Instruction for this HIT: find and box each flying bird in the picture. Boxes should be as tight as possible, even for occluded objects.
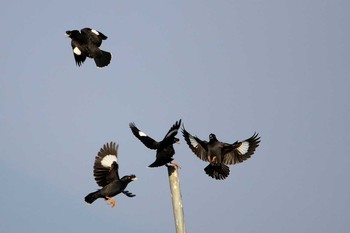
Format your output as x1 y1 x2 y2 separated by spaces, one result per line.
129 119 182 168
182 126 260 180
65 28 112 67
84 142 136 208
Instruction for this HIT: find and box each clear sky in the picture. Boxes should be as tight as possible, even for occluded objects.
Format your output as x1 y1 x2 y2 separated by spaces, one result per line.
1 1 349 232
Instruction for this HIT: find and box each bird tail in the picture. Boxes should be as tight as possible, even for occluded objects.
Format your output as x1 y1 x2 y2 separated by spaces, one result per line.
84 190 102 204
148 158 173 168
204 163 230 180
148 161 162 168
94 50 112 68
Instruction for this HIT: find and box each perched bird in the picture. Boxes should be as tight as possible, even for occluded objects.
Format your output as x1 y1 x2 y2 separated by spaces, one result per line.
65 28 112 67
182 126 260 180
129 119 182 168
84 142 136 208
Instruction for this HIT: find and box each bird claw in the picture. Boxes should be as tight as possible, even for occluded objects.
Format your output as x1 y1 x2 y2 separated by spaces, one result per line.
207 156 217 163
169 161 181 169
106 197 116 208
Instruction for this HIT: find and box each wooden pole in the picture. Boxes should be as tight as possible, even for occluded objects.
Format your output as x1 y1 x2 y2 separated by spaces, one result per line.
167 166 186 233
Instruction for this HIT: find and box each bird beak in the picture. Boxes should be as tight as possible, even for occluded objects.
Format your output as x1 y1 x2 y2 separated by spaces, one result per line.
132 177 138 181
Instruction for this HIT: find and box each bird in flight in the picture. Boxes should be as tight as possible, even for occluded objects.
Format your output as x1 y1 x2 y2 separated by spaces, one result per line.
129 119 182 168
84 142 136 208
182 126 260 180
65 28 112 68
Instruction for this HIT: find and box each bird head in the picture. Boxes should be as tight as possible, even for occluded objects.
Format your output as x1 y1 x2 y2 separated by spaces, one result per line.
209 133 217 141
65 30 80 39
121 175 137 183
173 137 180 144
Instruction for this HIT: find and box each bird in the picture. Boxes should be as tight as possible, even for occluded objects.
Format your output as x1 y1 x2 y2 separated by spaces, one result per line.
84 142 136 208
182 126 260 180
129 119 182 168
65 28 112 68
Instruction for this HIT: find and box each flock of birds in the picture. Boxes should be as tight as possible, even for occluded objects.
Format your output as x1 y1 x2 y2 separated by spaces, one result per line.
66 28 261 208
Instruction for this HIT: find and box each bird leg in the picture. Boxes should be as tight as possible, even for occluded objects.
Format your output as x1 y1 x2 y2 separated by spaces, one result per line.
106 197 116 208
169 161 181 169
207 156 218 163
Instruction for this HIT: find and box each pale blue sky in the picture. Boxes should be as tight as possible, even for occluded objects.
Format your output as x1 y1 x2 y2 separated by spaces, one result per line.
1 1 349 232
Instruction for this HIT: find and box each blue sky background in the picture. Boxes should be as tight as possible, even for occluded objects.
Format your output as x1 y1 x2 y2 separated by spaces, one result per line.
1 1 349 232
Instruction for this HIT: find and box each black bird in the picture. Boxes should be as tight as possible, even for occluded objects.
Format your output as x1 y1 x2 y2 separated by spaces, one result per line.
65 28 112 67
182 126 260 180
129 119 181 168
84 142 136 208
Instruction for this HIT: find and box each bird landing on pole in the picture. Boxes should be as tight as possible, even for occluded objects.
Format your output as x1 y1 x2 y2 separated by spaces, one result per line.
167 165 186 233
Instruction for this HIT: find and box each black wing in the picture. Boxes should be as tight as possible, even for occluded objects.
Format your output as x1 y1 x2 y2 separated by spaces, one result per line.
81 28 107 47
129 122 159 150
222 133 260 165
160 119 181 146
71 41 86 66
93 142 119 187
182 126 209 162
122 190 136 197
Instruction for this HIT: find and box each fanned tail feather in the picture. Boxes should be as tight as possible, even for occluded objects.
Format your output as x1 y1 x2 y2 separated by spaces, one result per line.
94 50 112 68
204 163 230 180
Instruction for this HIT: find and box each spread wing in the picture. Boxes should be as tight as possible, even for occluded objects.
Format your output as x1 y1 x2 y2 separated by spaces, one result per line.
129 122 159 150
160 119 181 145
182 127 209 162
122 190 136 197
71 41 86 66
93 142 119 187
222 133 260 165
81 28 107 46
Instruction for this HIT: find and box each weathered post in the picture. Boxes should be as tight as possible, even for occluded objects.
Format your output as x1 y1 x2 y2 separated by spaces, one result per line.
167 166 186 233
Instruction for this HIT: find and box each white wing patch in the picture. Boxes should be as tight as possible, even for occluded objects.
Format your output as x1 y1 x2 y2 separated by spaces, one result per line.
73 47 81 55
138 131 147 137
237 141 249 155
91 29 99 35
101 154 117 168
189 136 199 148
166 129 178 138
